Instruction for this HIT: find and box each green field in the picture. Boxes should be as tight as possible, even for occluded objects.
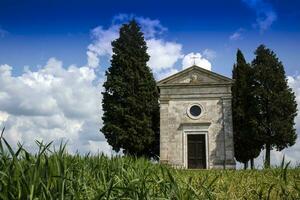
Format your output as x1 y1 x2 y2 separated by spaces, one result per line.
0 137 299 199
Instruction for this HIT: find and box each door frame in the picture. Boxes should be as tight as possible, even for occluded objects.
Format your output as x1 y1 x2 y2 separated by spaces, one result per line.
183 130 208 169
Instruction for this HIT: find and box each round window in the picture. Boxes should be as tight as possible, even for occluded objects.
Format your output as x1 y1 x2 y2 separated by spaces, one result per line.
190 105 201 117
187 104 203 119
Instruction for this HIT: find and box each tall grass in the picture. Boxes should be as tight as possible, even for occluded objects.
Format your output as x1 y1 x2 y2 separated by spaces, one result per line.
0 128 299 199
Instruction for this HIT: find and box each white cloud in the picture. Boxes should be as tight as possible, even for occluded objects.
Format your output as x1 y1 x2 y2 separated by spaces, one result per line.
147 39 183 74
182 52 212 71
242 0 277 33
0 14 183 155
256 11 277 33
86 51 100 69
136 17 167 38
0 111 8 123
112 14 167 39
202 49 216 60
7 14 295 165
229 28 244 41
0 59 110 154
87 14 183 79
86 25 119 68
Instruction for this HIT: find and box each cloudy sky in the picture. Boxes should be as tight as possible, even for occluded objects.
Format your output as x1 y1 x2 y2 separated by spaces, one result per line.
0 0 300 166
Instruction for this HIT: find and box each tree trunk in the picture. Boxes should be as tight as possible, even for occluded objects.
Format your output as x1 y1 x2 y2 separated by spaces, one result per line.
265 143 271 168
250 158 254 169
243 162 248 170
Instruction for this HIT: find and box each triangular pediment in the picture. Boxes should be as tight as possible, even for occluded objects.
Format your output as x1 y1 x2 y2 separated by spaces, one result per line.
157 65 232 86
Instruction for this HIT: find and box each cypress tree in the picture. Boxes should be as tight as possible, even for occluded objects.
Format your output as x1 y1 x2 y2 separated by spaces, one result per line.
101 20 160 159
252 45 297 168
232 49 262 169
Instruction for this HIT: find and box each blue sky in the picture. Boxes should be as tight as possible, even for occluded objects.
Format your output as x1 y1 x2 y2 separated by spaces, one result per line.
0 0 300 166
1 0 300 76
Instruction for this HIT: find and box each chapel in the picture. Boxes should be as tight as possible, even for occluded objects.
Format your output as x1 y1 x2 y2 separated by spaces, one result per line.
158 65 236 169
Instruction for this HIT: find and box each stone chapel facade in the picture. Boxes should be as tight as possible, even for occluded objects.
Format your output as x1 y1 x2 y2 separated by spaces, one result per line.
158 65 236 169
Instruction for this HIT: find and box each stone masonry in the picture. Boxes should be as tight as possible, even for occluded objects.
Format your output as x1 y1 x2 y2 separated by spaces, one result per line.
157 65 236 169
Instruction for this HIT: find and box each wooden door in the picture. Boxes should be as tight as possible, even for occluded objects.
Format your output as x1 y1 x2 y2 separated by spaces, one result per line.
188 134 206 169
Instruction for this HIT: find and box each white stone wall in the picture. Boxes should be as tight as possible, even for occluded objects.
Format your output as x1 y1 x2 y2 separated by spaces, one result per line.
159 85 236 169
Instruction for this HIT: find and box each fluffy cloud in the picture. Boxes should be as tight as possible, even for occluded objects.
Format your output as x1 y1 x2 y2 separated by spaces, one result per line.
87 14 183 78
86 25 119 68
0 111 8 122
147 39 183 74
182 52 212 71
0 59 109 154
112 14 167 39
136 17 167 38
0 14 185 155
3 14 297 167
242 0 277 33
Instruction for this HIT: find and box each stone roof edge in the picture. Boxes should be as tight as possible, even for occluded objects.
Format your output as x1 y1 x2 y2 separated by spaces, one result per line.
157 65 233 86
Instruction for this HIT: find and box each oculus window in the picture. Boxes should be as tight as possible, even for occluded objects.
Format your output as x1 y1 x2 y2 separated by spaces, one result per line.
187 104 203 119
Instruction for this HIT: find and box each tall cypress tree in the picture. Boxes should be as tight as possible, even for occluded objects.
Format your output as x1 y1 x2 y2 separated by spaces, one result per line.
252 45 297 168
232 49 262 169
101 20 160 158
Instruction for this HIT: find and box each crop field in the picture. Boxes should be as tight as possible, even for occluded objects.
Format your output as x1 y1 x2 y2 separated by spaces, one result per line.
0 135 299 199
